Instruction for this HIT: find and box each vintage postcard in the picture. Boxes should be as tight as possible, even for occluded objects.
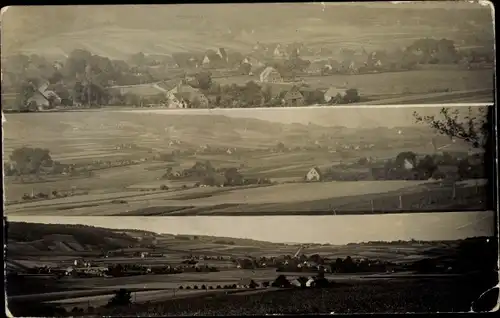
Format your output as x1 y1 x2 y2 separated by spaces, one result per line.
0 2 494 111
2 105 492 216
4 214 498 315
2 2 498 316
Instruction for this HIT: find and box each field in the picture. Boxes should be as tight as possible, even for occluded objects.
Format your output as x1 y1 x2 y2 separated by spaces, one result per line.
3 109 488 216
6 220 497 315
99 275 496 315
5 230 470 309
213 68 493 102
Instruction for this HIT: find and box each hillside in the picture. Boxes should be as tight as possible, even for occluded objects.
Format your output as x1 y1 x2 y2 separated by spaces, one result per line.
2 4 492 60
6 222 141 254
2 111 448 162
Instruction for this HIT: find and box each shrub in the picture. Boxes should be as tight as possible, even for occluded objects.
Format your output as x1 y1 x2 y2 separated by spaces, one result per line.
194 285 199 290
160 184 169 190
201 284 207 290
272 275 291 288
216 285 222 289
208 286 214 290
179 286 184 290
107 289 132 307
186 286 192 290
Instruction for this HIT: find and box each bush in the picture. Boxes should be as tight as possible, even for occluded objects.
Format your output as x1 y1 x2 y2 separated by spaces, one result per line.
249 280 259 289
107 289 132 307
160 184 169 190
186 286 192 290
201 284 207 290
272 275 291 288
194 285 199 290
216 285 222 289
208 286 213 290
179 286 184 290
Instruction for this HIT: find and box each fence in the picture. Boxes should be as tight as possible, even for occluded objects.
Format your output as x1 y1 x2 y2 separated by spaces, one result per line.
329 183 487 214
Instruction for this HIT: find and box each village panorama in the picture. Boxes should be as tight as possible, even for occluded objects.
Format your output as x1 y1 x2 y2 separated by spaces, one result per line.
0 3 494 112
3 105 491 216
5 213 498 315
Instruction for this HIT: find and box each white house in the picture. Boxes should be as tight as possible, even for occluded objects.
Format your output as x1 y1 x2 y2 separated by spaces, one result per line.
202 55 211 66
305 167 322 182
403 158 414 170
305 277 316 287
324 87 348 103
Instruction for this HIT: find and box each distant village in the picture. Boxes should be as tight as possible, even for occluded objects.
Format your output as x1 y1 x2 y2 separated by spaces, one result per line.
1 38 493 112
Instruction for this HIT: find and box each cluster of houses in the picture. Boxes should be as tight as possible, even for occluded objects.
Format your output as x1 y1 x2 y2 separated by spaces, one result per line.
109 76 353 109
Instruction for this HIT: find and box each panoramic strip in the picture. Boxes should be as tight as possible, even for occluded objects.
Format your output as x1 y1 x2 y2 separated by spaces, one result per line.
5 213 498 315
3 2 498 316
3 105 493 216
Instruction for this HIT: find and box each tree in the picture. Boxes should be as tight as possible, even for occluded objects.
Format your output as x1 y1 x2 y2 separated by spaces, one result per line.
224 167 244 186
195 71 213 90
9 147 53 175
17 80 37 110
276 142 286 152
272 274 291 288
395 151 417 170
239 62 252 75
343 88 360 103
414 107 489 149
249 280 259 289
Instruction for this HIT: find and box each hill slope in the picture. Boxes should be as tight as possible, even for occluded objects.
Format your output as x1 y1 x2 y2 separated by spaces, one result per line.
1 4 492 59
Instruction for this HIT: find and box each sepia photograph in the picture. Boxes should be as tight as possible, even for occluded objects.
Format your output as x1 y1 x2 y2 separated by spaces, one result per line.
5 213 498 316
0 2 495 111
1 2 498 316
2 105 492 216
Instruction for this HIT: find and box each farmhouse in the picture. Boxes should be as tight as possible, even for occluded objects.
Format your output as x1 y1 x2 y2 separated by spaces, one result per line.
324 87 347 103
305 167 323 182
260 66 283 83
306 60 328 74
282 88 305 106
26 82 61 109
167 82 209 108
273 44 286 57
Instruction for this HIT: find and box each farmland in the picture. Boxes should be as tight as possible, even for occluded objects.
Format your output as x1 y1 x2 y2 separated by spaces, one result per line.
6 220 497 315
3 108 488 216
211 68 493 103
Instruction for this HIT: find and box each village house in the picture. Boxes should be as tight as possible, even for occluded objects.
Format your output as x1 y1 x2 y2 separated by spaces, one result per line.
273 44 287 58
324 87 348 103
282 88 305 107
259 66 283 83
167 81 209 108
306 60 328 74
305 167 323 182
26 82 62 110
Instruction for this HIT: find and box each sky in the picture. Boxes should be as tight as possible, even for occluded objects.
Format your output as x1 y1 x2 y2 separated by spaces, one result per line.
8 211 494 245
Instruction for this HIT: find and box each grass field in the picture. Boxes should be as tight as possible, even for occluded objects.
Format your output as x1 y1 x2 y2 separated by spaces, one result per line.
212 69 493 101
3 109 486 215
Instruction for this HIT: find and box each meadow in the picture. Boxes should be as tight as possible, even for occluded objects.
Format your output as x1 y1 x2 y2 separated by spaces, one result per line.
3 109 486 216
